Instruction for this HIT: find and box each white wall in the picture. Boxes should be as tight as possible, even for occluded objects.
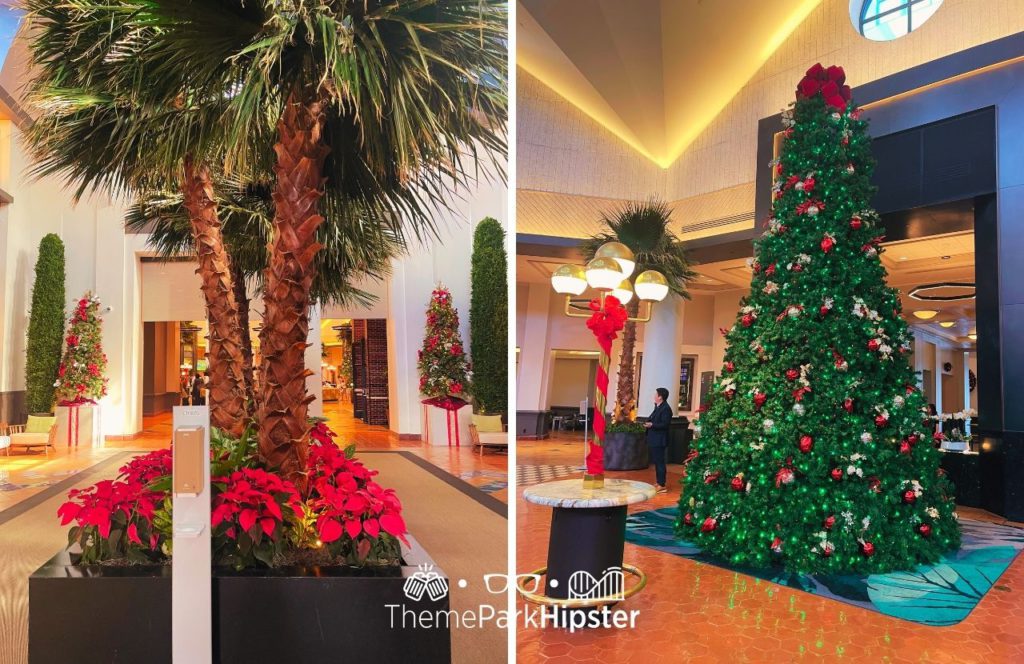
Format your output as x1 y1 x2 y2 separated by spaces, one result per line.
548 357 595 408
387 160 508 436
0 116 144 435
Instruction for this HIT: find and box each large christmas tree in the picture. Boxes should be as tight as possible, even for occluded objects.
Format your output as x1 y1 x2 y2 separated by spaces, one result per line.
55 292 109 404
677 64 960 574
417 285 470 399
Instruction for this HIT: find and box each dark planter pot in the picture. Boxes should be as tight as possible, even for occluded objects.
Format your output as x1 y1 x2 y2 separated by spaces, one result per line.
604 431 649 470
29 535 451 664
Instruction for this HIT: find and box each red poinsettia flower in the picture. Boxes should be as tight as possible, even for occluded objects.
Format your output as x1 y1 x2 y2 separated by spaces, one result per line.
306 429 409 555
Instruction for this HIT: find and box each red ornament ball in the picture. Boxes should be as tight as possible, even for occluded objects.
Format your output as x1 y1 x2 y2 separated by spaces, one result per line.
824 515 836 529
701 517 718 533
785 368 799 381
683 512 694 526
903 490 917 504
771 536 783 554
867 339 880 352
819 305 830 316
899 441 912 455
919 523 932 537
830 468 843 481
741 313 756 327
821 545 834 558
843 398 855 413
753 392 767 409
861 541 876 556
730 476 745 492
725 361 735 373
850 216 863 230
799 435 814 453
821 236 835 253
907 433 919 445
875 414 888 428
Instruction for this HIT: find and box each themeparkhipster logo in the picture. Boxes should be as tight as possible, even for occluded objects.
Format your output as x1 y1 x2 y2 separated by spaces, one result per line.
386 565 640 633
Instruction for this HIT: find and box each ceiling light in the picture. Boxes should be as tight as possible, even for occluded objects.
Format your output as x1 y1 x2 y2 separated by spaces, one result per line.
585 257 624 291
941 255 951 260
912 310 938 320
898 256 908 261
634 270 670 302
909 282 975 302
551 264 587 295
612 279 634 305
939 321 956 328
594 242 636 279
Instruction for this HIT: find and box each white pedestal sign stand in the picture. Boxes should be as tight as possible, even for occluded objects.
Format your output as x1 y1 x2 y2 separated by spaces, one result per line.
172 406 211 663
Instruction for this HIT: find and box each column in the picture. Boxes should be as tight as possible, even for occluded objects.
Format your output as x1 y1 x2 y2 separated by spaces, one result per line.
515 282 553 436
305 304 323 418
637 295 684 416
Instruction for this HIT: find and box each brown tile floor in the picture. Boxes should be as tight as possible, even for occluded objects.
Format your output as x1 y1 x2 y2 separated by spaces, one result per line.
0 402 507 512
516 432 1024 663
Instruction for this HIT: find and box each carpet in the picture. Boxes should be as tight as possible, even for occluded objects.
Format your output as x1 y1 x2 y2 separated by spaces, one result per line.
337 452 508 664
625 507 1024 626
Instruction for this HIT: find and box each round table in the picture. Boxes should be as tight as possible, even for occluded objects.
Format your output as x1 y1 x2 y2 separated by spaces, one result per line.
522 479 655 606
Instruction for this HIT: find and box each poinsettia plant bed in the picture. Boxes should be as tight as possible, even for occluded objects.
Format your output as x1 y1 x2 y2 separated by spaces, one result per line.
55 423 408 570
34 423 450 662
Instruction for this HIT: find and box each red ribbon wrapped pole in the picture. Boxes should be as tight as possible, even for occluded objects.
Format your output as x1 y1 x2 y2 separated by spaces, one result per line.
584 295 628 478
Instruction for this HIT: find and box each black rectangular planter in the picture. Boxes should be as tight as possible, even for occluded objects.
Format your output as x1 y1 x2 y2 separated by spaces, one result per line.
29 535 451 664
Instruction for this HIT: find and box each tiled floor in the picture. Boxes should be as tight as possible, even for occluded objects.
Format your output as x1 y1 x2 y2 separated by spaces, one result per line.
516 432 1024 663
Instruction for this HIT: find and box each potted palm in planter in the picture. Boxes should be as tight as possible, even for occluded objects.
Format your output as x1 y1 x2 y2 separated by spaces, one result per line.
24 0 506 660
580 200 695 470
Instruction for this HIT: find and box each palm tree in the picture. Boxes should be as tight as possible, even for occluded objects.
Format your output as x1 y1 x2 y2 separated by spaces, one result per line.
581 199 696 424
125 178 407 408
25 1 507 481
24 3 252 436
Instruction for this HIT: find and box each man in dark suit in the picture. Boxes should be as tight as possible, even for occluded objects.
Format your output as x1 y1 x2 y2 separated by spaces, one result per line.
644 387 673 493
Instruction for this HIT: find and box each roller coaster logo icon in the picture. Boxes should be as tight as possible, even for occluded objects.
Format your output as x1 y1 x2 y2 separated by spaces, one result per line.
566 566 625 601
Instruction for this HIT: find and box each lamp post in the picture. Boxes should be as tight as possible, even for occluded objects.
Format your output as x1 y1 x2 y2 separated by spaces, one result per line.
550 241 669 489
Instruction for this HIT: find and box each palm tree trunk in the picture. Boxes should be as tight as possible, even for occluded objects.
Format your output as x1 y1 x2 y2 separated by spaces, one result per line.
257 94 329 484
180 157 247 437
613 300 641 423
230 259 256 413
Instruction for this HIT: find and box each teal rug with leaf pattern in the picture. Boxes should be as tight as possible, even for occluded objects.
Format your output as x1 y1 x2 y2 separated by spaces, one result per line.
625 507 1024 626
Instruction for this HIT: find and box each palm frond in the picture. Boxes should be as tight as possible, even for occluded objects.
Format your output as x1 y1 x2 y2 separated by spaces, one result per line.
581 198 697 298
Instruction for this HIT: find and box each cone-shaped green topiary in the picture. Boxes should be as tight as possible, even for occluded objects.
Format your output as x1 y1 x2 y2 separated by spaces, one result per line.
25 234 66 414
469 218 507 414
677 64 960 574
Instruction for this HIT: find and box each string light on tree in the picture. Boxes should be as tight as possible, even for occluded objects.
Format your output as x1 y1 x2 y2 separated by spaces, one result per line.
676 63 960 574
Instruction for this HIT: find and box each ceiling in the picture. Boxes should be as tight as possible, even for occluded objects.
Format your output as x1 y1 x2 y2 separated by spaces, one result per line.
517 0 824 167
518 230 977 346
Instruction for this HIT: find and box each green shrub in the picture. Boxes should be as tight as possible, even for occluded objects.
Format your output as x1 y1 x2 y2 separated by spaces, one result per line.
469 218 507 414
606 420 646 434
25 234 66 414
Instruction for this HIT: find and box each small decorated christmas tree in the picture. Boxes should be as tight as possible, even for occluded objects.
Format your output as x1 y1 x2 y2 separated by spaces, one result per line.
55 292 109 404
417 285 470 399
677 64 959 574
